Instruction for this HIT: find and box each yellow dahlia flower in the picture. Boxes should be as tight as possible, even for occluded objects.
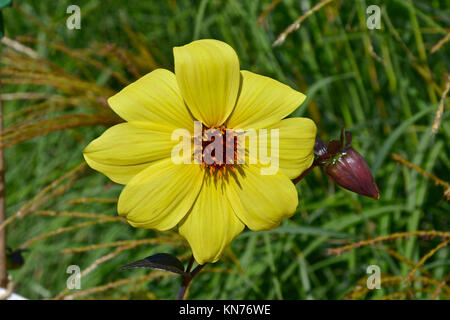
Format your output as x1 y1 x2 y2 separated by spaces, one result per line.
83 39 316 264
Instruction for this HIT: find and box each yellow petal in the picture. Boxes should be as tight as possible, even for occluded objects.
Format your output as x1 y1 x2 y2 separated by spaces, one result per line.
263 118 316 179
173 39 240 127
227 70 306 130
178 176 245 264
118 159 204 231
107 68 194 131
83 123 182 184
228 165 298 231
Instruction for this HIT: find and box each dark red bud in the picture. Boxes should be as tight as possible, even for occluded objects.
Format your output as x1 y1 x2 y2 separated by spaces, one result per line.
314 138 328 157
327 140 342 154
340 128 352 147
324 147 380 200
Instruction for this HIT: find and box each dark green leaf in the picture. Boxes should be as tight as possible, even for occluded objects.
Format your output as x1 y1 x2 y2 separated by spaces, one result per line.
118 253 186 275
6 248 27 270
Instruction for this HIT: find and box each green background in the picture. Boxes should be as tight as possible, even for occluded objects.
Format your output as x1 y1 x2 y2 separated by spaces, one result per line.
1 0 449 299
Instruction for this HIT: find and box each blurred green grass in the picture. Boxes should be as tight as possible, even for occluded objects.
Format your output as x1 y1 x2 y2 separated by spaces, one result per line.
1 0 449 299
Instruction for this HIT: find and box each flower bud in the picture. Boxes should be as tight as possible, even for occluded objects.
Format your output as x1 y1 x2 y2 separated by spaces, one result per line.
324 147 379 200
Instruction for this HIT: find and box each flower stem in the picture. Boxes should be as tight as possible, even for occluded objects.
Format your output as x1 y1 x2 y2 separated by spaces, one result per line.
185 255 195 273
176 278 189 300
176 256 206 300
292 161 318 185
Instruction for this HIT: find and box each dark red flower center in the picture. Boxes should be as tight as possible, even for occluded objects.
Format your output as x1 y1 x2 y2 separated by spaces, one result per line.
197 125 240 177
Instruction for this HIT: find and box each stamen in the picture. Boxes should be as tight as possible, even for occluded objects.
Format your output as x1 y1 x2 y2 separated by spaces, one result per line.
200 124 239 176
